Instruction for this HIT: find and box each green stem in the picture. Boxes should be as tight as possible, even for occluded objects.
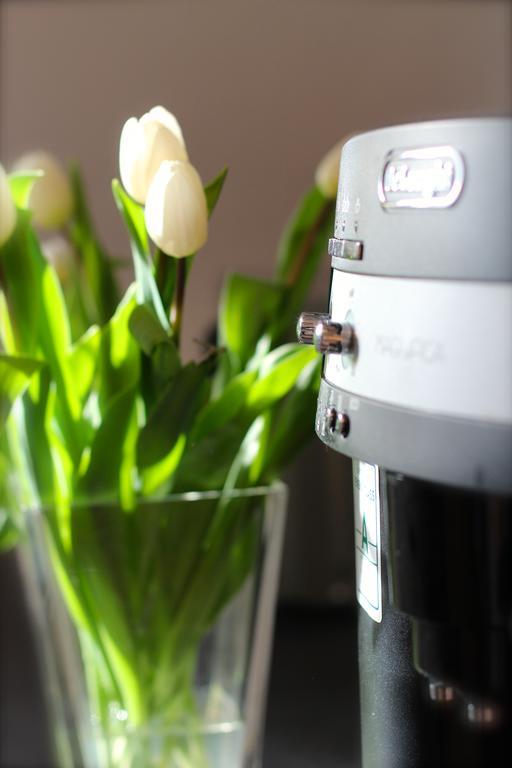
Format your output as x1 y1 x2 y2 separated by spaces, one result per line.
271 198 334 346
285 199 332 287
155 248 167 296
170 259 186 348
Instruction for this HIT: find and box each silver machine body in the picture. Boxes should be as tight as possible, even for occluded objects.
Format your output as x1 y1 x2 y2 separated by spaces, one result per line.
299 118 512 767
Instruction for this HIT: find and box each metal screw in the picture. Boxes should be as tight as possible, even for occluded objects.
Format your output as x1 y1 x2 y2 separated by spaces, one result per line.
325 408 350 438
337 412 350 438
326 407 338 434
466 702 502 728
428 681 455 704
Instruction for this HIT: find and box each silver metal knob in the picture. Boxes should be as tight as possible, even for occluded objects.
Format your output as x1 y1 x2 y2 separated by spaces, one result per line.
314 320 354 355
296 312 329 345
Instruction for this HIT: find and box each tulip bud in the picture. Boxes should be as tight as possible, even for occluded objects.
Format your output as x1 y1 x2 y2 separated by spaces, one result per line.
13 151 73 229
314 139 344 199
145 160 208 258
41 234 76 282
119 106 188 204
0 164 17 247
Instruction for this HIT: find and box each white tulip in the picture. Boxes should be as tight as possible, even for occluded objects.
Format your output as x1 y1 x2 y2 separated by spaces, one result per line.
143 106 186 148
14 151 73 229
145 160 208 258
41 234 76 281
119 106 188 204
0 164 16 247
315 139 344 199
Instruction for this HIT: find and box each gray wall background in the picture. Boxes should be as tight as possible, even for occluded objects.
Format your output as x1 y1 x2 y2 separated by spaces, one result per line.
1 0 510 601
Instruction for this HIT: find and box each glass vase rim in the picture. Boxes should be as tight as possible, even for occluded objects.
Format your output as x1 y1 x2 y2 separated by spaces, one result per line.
27 480 288 513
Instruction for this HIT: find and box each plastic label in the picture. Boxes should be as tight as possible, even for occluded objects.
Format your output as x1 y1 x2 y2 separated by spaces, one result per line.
353 461 382 623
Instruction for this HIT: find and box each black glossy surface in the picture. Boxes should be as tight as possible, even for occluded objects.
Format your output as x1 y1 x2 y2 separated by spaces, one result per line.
357 470 512 768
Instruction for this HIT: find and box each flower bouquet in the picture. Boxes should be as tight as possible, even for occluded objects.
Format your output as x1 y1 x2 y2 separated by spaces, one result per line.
0 107 339 767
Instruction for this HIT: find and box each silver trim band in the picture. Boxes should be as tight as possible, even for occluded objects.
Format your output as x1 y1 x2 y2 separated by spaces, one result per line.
316 378 512 495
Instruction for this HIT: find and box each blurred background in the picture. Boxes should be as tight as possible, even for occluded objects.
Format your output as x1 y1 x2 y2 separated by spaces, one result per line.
0 0 510 766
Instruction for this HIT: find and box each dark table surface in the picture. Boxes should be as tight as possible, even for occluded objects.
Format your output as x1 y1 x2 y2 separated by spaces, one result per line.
264 604 361 768
0 551 361 768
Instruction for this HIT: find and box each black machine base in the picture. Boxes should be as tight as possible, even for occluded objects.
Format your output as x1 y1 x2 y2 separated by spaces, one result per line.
357 469 512 768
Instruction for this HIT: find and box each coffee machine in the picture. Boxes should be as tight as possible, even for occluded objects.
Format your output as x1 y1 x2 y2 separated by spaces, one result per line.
298 118 512 767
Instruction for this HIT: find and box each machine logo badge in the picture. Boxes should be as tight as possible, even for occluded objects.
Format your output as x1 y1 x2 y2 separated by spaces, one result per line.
378 145 465 209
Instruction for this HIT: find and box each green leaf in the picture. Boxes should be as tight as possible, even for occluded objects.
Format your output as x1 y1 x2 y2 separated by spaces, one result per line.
248 412 272 484
68 325 101 405
150 341 180 384
140 433 186 496
273 185 335 341
0 291 18 354
0 210 43 354
247 343 317 412
275 185 329 281
212 356 320 490
129 304 180 408
98 286 140 413
70 165 119 325
77 387 137 500
38 264 85 461
118 400 139 511
23 371 73 509
204 168 228 217
41 266 72 367
111 179 148 257
223 415 268 491
69 503 143 717
172 370 258 492
198 497 262 626
218 274 284 375
191 370 257 442
175 346 316 492
129 304 169 355
173 421 250 493
166 494 261 635
258 357 321 481
8 171 43 208
1 211 85 463
2 400 40 513
0 510 19 552
0 354 42 424
137 363 209 469
112 179 169 331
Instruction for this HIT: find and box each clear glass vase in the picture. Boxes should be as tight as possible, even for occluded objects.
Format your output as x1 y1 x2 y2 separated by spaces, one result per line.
18 484 287 768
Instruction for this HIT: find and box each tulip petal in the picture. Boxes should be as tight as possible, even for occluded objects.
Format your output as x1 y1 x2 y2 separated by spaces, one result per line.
315 139 344 199
119 112 188 204
120 117 147 204
145 160 208 258
143 106 187 150
13 151 73 229
0 164 17 247
141 122 188 198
